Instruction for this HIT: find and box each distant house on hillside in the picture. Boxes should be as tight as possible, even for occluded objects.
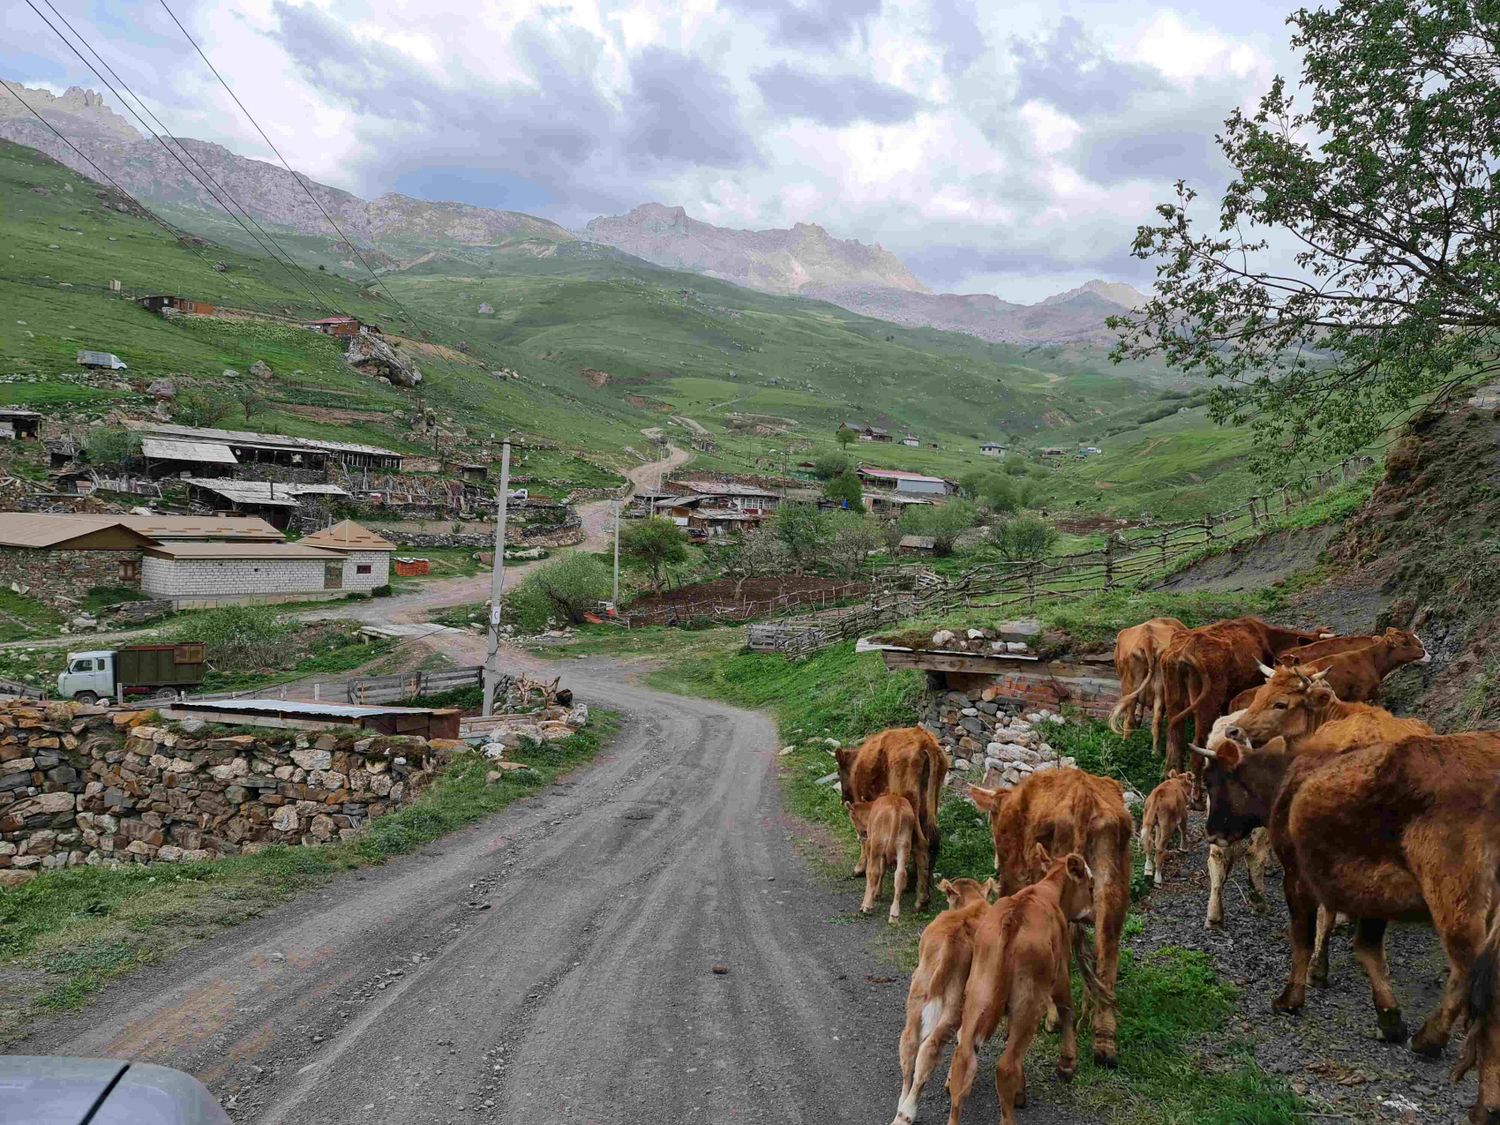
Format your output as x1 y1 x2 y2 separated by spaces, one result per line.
839 421 895 443
979 441 1006 456
0 409 42 441
136 294 215 318
304 316 382 339
671 480 782 513
1039 447 1068 460
857 467 955 497
900 435 920 448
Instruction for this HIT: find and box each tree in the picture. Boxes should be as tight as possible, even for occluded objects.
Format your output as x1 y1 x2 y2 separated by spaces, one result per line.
711 528 791 597
1112 0 1500 474
620 517 688 594
835 426 855 450
812 452 852 480
173 390 232 428
960 471 1021 515
822 470 865 512
772 502 830 573
899 500 976 557
83 428 140 468
991 514 1058 562
824 514 882 578
235 384 267 425
508 554 611 630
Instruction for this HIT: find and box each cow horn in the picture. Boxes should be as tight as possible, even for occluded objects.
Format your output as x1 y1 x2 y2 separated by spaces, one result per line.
1190 744 1217 761
1257 662 1276 678
1310 668 1330 682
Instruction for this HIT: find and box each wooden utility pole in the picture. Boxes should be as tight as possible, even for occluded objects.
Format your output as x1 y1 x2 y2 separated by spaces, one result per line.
612 499 621 608
481 439 512 717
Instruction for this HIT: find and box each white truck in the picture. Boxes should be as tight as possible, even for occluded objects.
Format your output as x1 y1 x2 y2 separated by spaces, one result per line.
56 643 206 704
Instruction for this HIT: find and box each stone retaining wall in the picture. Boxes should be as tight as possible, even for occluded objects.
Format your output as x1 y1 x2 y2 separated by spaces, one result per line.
920 689 1078 789
0 701 450 885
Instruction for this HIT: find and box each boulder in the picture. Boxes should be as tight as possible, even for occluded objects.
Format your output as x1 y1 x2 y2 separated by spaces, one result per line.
249 359 274 380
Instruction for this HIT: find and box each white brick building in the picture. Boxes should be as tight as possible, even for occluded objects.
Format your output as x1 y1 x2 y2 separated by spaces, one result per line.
141 543 351 608
301 521 395 590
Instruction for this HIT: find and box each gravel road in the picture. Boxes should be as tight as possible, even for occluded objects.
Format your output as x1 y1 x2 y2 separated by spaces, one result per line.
13 659 943 1124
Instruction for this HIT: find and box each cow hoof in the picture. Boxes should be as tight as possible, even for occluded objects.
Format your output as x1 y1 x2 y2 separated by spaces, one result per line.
1410 1027 1448 1058
1092 1047 1118 1069
1205 917 1224 931
1248 893 1269 914
1310 965 1329 988
1272 992 1304 1015
1055 1060 1076 1083
887 914 900 925
1377 1009 1410 1045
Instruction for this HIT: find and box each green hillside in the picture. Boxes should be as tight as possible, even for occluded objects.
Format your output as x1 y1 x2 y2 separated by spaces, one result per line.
0 136 1267 501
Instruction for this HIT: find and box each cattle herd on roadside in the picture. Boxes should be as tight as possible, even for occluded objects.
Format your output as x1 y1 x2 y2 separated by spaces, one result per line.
831 614 1500 1125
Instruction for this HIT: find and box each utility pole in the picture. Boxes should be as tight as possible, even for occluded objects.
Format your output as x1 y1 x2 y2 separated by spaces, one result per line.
481 439 512 717
612 499 621 608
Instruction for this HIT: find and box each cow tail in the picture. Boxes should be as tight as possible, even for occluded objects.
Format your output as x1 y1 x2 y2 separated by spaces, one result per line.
1453 867 1500 1082
1108 678 1149 737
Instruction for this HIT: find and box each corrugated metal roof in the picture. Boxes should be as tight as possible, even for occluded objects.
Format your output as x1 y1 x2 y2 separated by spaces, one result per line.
0 514 157 550
145 542 341 560
169 698 449 718
185 479 349 505
115 515 284 541
135 423 401 461
857 467 949 484
680 480 781 498
141 438 239 465
302 520 396 551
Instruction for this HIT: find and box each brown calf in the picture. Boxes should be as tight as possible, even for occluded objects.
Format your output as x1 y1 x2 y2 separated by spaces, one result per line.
835 726 948 909
1226 665 1433 752
1108 616 1187 753
1160 616 1328 777
944 848 1094 1125
1203 732 1500 1058
848 794 927 922
1140 770 1191 887
969 768 1132 1066
889 877 999 1125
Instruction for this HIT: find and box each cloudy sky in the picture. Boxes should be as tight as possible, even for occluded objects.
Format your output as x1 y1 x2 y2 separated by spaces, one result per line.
1 0 1300 301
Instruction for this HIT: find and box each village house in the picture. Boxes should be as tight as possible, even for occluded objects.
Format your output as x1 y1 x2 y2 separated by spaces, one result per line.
670 480 782 513
184 478 350 529
839 421 895 443
135 294 216 318
1039 447 1068 460
303 316 383 339
862 491 936 518
0 409 42 442
980 441 1006 456
132 423 404 473
141 519 395 608
856 467 955 497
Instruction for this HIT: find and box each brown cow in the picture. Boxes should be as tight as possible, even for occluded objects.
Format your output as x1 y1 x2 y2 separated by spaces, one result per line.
848 794 926 922
1453 850 1500 1125
1272 629 1428 703
1226 665 1433 753
1201 710 1274 931
944 848 1095 1125
1201 732 1500 1056
835 727 948 908
1140 770 1191 888
1160 616 1329 777
1108 616 1187 752
1281 625 1426 666
889 877 999 1125
969 768 1132 1066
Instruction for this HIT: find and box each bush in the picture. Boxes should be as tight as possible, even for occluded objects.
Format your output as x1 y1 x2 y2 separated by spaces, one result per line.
991 514 1058 562
812 453 852 480
822 470 865 512
507 554 611 630
371 584 393 597
173 390 233 428
620 517 687 594
898 500 977 556
772 502 831 573
83 429 140 468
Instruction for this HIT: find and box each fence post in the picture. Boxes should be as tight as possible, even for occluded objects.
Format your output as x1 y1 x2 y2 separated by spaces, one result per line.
1103 534 1117 590
1026 563 1037 608
1158 531 1169 571
1202 513 1214 543
1248 498 1260 528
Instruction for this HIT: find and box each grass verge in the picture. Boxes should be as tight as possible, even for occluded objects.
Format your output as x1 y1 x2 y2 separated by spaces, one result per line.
0 714 616 1042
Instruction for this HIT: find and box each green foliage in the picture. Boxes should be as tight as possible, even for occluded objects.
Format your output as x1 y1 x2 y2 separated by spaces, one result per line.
620 517 688 593
961 469 1024 513
990 513 1059 562
82 428 140 468
823 470 865 512
898 499 976 555
813 452 852 479
772 502 831 573
835 426 855 449
1114 0 1500 471
509 553 611 629
172 388 232 428
823 512 882 578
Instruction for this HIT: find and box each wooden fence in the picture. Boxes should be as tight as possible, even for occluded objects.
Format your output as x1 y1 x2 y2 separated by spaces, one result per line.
341 666 482 705
624 580 872 627
758 456 1375 658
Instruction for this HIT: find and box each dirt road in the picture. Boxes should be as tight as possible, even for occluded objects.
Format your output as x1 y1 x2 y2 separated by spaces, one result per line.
15 656 926 1124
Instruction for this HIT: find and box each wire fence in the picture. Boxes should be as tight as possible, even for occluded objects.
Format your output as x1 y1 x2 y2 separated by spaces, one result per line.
758 456 1376 658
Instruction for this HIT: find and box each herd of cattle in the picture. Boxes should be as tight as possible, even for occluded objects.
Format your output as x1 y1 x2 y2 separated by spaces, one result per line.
831 615 1500 1125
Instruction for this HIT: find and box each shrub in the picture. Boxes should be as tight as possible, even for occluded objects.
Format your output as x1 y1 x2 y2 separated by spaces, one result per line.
822 470 865 512
620 517 687 594
83 429 140 468
772 502 831 573
898 500 977 556
507 554 611 630
812 452 852 480
991 514 1059 562
371 584 393 597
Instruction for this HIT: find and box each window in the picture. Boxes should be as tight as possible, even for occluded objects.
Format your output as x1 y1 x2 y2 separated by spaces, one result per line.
95 659 107 672
356 564 372 575
119 557 139 582
69 659 92 674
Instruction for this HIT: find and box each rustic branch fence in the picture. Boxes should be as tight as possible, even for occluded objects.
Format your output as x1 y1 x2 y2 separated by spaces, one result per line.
754 456 1374 658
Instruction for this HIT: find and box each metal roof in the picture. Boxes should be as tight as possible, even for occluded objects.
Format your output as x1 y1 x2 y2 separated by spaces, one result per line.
0 514 157 550
134 423 401 461
145 542 341 560
141 438 239 465
857 467 949 484
115 515 284 541
302 520 397 551
184 479 349 506
168 698 451 718
679 480 781 498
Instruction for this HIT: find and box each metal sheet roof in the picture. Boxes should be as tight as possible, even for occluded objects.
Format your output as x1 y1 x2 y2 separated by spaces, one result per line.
135 423 401 460
0 514 157 550
184 479 349 506
301 520 397 551
115 515 284 541
145 542 341 560
169 698 452 718
679 480 781 497
141 438 239 465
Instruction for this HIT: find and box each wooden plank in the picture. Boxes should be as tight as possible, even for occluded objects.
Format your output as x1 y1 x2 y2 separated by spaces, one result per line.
878 650 1039 674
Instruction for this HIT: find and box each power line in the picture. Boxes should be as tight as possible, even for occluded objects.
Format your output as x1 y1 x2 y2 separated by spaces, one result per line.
0 75 282 320
156 0 430 338
25 0 351 319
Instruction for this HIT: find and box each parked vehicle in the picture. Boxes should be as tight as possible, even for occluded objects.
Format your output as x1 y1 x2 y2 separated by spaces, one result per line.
0 1056 229 1123
57 643 207 704
508 487 529 503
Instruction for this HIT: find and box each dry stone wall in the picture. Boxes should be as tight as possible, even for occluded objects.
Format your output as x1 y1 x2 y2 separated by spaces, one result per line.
0 700 447 886
921 689 1078 790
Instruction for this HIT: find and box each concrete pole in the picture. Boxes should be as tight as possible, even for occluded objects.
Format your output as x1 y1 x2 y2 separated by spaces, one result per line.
612 499 621 608
481 440 512 717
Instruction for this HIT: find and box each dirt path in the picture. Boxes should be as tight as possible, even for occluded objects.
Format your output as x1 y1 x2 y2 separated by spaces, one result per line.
13 655 945 1125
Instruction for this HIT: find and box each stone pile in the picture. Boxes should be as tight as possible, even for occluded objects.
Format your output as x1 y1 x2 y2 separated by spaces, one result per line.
0 700 444 885
922 688 1075 790
928 627 1035 657
478 703 590 757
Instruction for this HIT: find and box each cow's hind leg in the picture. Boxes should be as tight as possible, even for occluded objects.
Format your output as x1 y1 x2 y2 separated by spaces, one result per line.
1350 918 1408 1044
997 988 1045 1125
1206 842 1238 929
1311 906 1334 987
861 853 886 915
1246 829 1271 912
1412 896 1485 1057
889 843 909 924
1274 872 1318 1015
1053 969 1078 1081
893 983 964 1125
